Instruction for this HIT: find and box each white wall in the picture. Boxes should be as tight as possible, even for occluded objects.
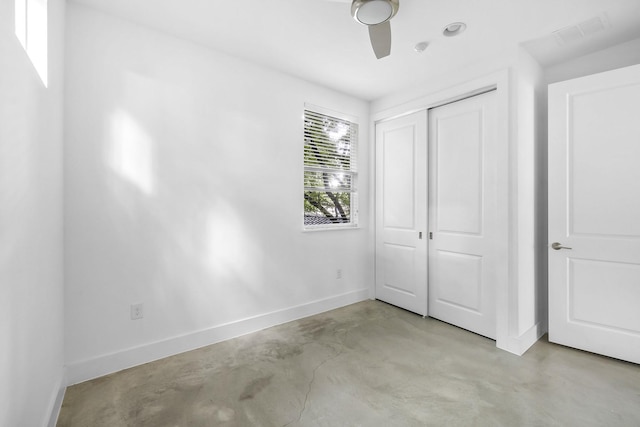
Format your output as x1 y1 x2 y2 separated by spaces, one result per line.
533 54 549 337
512 48 547 339
371 48 517 115
64 3 371 383
0 0 66 425
545 36 640 85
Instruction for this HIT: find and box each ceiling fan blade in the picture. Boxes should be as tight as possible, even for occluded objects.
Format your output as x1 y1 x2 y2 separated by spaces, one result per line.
368 21 391 59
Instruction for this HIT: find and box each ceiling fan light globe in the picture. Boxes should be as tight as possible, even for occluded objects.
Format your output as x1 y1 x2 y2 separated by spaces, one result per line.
351 0 399 26
356 1 391 25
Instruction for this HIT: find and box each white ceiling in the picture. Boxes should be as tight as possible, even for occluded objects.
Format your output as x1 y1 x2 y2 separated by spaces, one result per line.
71 0 640 101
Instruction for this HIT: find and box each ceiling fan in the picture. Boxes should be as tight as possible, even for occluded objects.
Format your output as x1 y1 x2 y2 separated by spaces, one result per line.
327 0 400 59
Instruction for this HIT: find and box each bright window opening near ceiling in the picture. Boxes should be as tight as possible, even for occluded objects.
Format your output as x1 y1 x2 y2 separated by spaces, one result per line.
15 0 48 87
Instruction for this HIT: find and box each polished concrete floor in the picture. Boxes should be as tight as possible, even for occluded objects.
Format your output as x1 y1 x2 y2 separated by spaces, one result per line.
57 300 640 426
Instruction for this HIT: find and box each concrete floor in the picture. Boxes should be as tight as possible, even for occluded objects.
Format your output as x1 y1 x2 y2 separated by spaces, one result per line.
57 300 640 426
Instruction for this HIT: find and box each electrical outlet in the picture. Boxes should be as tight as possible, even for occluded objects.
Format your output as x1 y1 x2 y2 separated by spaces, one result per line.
130 303 144 320
336 269 342 279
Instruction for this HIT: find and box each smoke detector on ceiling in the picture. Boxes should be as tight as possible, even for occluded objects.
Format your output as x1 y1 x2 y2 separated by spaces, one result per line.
414 41 429 53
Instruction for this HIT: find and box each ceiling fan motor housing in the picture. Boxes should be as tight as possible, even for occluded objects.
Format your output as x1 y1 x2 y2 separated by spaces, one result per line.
351 0 399 26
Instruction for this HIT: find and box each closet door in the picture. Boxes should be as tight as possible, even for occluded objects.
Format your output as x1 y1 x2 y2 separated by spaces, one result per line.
375 111 428 315
428 91 499 339
548 64 640 364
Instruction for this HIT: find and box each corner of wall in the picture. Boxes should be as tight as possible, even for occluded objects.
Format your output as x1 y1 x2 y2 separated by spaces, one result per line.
509 50 548 341
47 370 67 427
497 320 547 356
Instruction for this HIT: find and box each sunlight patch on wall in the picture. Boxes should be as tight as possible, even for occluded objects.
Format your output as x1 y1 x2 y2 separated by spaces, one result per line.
109 110 155 195
15 0 48 87
204 203 261 286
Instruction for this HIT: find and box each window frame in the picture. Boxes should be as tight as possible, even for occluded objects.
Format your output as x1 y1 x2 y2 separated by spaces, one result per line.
302 104 359 231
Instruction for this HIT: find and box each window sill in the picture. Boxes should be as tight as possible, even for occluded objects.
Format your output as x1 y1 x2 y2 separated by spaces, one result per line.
302 225 361 232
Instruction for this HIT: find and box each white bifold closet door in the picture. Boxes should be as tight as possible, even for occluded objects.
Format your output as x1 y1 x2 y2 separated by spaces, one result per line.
427 91 499 339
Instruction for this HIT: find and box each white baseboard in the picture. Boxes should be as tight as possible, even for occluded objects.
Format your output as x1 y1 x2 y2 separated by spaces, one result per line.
66 288 369 386
515 321 546 355
499 321 546 356
47 372 67 427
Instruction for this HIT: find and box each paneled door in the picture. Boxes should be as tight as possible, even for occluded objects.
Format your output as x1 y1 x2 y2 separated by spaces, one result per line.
375 111 428 316
548 64 640 364
428 91 498 339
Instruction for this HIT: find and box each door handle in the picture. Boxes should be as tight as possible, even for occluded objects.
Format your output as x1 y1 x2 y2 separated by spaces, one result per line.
551 242 572 250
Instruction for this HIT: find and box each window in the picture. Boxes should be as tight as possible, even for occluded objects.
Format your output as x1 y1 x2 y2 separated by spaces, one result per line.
303 107 358 229
15 0 48 86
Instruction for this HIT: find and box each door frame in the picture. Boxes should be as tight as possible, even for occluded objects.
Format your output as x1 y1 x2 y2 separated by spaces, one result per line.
371 69 516 353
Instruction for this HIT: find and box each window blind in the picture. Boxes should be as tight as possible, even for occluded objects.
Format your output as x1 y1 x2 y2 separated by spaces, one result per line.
303 109 358 228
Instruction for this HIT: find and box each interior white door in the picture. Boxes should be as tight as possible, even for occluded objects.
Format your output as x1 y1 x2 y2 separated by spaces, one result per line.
375 111 428 315
548 64 640 364
427 91 498 339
